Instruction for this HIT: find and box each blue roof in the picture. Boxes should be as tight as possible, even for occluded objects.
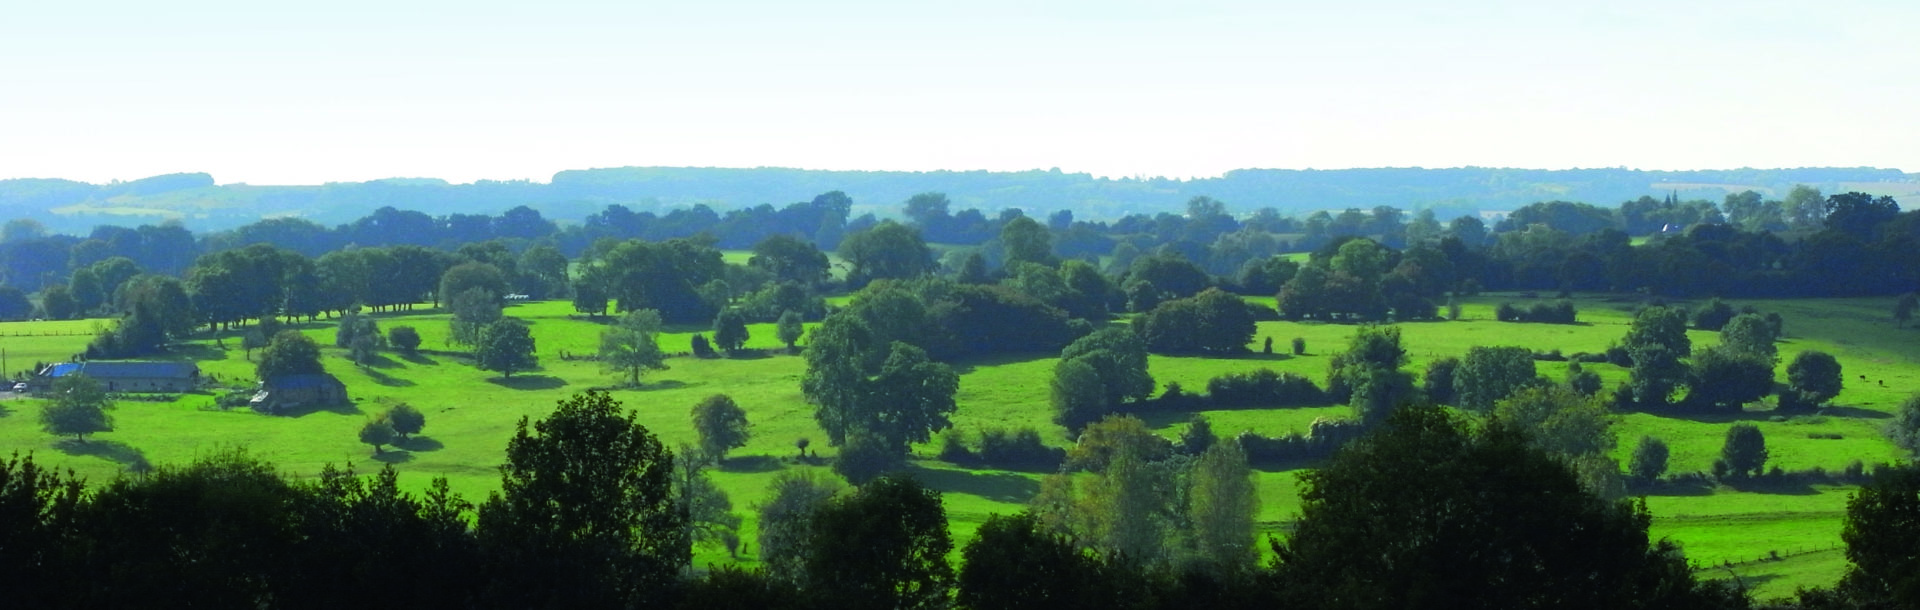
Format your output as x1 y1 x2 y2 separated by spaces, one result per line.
44 361 199 379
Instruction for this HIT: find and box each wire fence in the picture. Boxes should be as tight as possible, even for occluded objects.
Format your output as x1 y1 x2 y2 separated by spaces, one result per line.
1699 543 1845 572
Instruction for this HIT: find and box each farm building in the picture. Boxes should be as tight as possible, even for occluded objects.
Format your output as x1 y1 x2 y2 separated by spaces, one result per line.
250 374 348 414
31 361 201 393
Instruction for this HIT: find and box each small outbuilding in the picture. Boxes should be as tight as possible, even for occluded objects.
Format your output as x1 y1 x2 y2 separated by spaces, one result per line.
250 373 348 414
32 361 201 393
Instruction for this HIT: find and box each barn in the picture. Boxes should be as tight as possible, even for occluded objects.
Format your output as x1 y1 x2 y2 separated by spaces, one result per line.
250 374 348 414
32 361 201 393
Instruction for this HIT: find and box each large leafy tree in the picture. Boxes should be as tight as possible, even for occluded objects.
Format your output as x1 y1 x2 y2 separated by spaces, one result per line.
1051 327 1153 433
475 390 687 608
1837 465 1920 606
837 221 936 288
1786 350 1844 407
803 311 958 469
1188 439 1259 575
691 394 751 463
1719 423 1768 479
712 308 750 354
1452 346 1540 411
1132 288 1256 354
756 471 841 585
803 474 953 610
672 444 742 561
40 374 114 442
1688 346 1774 410
599 309 668 387
750 234 832 286
957 512 1138 610
1273 405 1734 609
1000 215 1056 267
256 330 324 379
474 318 537 378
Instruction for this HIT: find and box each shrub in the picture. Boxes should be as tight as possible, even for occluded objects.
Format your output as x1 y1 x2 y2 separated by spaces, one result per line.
937 430 975 464
691 333 717 358
977 427 1064 471
1497 300 1578 324
1691 298 1736 331
1628 436 1669 483
1291 337 1306 355
1205 369 1326 408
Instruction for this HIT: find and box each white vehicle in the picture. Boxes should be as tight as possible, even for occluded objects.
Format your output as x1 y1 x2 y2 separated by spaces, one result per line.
10 382 26 392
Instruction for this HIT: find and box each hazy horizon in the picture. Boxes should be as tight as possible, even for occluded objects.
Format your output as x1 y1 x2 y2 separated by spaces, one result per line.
6 0 1916 185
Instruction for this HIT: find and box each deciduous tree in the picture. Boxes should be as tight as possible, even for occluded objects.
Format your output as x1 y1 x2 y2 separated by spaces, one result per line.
474 318 537 378
692 394 751 463
40 374 114 442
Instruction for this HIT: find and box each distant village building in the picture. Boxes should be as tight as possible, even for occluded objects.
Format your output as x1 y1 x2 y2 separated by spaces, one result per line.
250 373 348 414
31 361 200 393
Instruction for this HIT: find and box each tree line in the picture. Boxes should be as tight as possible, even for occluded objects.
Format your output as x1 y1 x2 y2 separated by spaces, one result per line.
35 389 1920 608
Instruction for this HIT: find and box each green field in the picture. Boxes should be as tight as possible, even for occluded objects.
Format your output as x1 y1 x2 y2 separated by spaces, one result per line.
0 293 1912 598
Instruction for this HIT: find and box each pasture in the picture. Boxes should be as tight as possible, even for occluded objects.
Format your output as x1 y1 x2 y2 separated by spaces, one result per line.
0 293 1913 598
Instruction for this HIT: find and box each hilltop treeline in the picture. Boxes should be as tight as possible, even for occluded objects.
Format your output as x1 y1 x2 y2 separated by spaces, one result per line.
1 166 1906 233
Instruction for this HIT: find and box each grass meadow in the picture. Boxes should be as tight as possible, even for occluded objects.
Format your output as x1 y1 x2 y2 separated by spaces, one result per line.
1 293 1914 598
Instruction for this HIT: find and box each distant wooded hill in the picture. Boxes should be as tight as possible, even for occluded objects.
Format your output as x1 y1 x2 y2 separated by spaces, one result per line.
3 166 1914 233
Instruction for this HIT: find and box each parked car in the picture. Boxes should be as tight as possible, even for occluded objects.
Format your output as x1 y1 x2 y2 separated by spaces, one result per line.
10 382 26 392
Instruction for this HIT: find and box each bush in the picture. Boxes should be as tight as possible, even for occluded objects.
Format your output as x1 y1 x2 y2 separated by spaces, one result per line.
976 427 1065 471
937 430 975 464
1291 337 1306 355
1497 300 1577 324
691 334 717 359
1235 418 1365 465
1691 298 1736 331
1628 436 1669 483
1532 349 1567 362
1206 369 1326 408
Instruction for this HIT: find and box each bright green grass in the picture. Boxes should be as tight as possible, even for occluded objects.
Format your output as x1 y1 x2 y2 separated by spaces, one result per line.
3 293 1916 593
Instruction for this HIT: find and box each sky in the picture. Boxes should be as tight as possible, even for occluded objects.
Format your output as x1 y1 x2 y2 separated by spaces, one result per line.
2 0 1916 185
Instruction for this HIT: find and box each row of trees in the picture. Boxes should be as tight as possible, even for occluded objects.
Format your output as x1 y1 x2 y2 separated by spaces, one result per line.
3 392 1811 608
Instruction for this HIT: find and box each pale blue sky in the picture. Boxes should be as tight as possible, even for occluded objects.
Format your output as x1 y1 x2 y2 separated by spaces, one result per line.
2 0 1915 185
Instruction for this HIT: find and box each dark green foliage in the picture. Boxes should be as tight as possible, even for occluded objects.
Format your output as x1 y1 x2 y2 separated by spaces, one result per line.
1134 288 1256 354
1626 343 1686 408
1452 346 1540 411
360 417 397 454
776 309 805 350
1127 253 1211 301
756 471 840 585
1787 350 1844 407
1836 464 1920 607
691 333 716 358
39 284 76 319
1718 313 1779 360
476 390 686 608
439 261 508 308
0 287 33 320
1052 327 1153 433
387 403 425 439
1000 215 1056 267
1272 406 1733 609
1890 392 1920 453
692 394 751 463
0 453 84 609
1896 292 1918 328
257 329 324 379
447 286 503 347
40 375 114 442
474 318 537 378
839 220 936 288
678 566 805 610
750 234 832 286
713 308 750 354
1629 436 1670 483
1687 346 1774 410
1496 300 1578 323
1051 358 1108 435
1566 361 1604 397
1205 368 1326 408
976 427 1066 470
1625 306 1691 356
1423 357 1461 404
1179 414 1216 456
804 474 952 610
1690 297 1737 331
1719 423 1768 479
1291 336 1306 355
388 325 421 354
958 512 1134 610
571 278 609 317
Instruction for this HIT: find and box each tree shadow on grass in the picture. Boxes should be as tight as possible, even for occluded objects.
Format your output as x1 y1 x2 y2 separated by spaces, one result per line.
908 466 1041 503
399 352 439 366
635 379 702 392
54 438 148 469
161 343 228 363
948 352 1056 375
1722 478 1823 496
1633 478 1717 497
364 368 416 387
364 353 406 370
1817 405 1890 420
278 401 364 418
396 435 443 452
371 450 414 464
487 375 567 391
1629 407 1777 425
719 455 785 473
